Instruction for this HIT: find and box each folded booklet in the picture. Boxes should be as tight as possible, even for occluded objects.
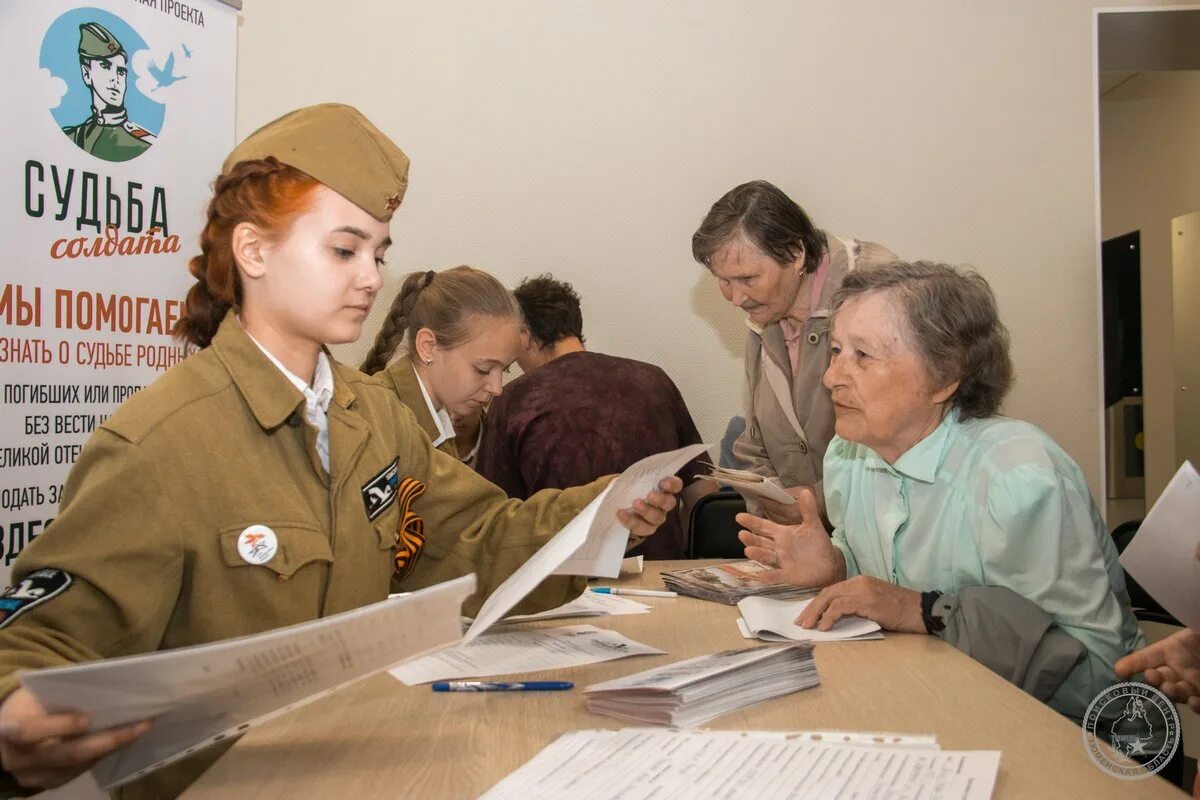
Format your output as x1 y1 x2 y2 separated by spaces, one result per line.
661 560 815 605
737 595 882 642
583 643 819 727
700 465 796 505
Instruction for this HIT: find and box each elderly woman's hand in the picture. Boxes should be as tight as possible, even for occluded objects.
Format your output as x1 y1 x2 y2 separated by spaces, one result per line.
797 575 926 633
737 489 844 588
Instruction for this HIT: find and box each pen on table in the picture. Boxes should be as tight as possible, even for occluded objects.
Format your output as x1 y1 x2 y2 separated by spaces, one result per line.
431 681 574 692
591 587 677 598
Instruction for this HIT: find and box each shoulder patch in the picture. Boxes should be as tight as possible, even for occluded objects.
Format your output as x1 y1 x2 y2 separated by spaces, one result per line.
362 459 400 521
0 569 72 628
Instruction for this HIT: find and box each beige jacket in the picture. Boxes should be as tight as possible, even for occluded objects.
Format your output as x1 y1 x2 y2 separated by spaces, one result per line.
0 315 603 799
733 235 898 490
372 357 459 460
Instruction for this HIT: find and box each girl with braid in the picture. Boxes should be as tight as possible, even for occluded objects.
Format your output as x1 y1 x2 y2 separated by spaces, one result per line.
361 266 520 467
0 105 682 799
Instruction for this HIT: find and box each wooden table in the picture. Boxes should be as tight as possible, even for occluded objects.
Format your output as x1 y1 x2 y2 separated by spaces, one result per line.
183 561 1186 798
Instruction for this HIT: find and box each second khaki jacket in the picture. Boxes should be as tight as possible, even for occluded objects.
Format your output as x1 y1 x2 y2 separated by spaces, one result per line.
372 358 459 460
733 235 898 489
0 315 604 799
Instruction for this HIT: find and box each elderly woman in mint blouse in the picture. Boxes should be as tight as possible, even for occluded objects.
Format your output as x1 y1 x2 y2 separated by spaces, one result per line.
737 261 1144 720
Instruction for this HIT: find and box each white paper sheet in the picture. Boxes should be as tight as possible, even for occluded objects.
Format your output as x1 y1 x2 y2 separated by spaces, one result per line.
736 617 883 642
479 728 1001 800
619 555 644 575
1119 460 1200 630
553 444 711 578
389 624 664 685
498 589 651 624
701 466 796 505
738 595 883 642
22 575 476 791
465 444 709 640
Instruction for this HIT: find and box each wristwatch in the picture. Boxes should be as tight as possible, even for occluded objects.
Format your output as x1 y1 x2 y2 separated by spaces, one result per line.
921 590 946 634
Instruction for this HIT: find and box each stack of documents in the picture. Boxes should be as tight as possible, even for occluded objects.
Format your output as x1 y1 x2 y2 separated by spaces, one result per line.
661 560 814 604
737 595 882 642
583 643 818 727
481 728 1000 800
699 465 796 505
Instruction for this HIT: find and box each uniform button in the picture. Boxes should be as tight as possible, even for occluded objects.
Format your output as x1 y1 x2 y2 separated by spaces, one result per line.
799 442 808 454
286 414 301 428
807 332 820 345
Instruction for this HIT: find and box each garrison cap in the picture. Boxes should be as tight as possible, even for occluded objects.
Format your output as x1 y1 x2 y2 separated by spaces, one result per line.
78 22 125 60
222 103 410 222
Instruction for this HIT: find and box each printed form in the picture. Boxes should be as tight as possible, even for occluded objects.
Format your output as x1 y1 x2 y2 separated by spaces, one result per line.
480 728 1000 800
391 624 663 685
22 574 476 790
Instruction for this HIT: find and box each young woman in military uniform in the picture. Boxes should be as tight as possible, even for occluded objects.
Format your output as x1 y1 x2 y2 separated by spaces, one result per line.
0 104 681 798
359 265 521 467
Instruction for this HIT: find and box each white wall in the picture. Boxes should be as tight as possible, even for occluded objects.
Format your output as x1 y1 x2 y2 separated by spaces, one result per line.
232 0 1182 501
1101 70 1200 505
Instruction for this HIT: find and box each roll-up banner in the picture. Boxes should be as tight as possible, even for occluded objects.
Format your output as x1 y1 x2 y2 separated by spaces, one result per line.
0 0 238 584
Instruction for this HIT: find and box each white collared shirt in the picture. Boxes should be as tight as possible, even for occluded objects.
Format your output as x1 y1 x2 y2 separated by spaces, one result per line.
246 332 334 473
412 369 456 448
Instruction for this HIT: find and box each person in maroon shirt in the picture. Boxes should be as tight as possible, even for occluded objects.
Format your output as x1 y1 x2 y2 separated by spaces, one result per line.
476 275 712 559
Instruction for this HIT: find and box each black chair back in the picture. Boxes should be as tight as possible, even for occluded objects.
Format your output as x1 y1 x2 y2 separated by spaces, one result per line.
687 490 747 559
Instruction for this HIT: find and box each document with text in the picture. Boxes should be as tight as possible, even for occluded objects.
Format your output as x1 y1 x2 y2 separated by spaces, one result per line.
480 728 1000 800
390 624 663 685
497 589 650 624
22 575 476 791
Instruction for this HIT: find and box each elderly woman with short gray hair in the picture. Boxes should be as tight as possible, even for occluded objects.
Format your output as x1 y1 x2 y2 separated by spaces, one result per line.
737 261 1144 720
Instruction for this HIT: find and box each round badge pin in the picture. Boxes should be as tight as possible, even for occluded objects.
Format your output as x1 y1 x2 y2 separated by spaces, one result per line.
237 525 278 566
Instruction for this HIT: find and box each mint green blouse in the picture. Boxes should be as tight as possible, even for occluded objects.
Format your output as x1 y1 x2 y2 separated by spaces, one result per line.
825 411 1145 718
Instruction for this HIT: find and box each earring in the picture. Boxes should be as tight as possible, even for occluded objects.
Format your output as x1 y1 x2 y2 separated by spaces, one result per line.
423 358 433 365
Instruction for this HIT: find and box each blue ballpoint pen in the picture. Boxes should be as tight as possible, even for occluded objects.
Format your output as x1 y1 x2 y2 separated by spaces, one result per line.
432 681 574 692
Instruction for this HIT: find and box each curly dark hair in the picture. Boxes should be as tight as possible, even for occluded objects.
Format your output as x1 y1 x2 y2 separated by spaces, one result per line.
513 274 585 349
832 261 1013 420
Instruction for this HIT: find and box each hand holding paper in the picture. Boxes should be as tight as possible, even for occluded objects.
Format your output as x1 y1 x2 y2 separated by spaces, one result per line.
616 476 684 537
468 445 709 639
0 689 151 791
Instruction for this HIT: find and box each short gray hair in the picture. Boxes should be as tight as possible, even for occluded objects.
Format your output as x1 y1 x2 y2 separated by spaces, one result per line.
831 261 1013 420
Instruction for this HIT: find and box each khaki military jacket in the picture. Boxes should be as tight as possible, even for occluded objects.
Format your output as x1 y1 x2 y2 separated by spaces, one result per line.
0 315 604 799
733 236 898 490
372 358 458 459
